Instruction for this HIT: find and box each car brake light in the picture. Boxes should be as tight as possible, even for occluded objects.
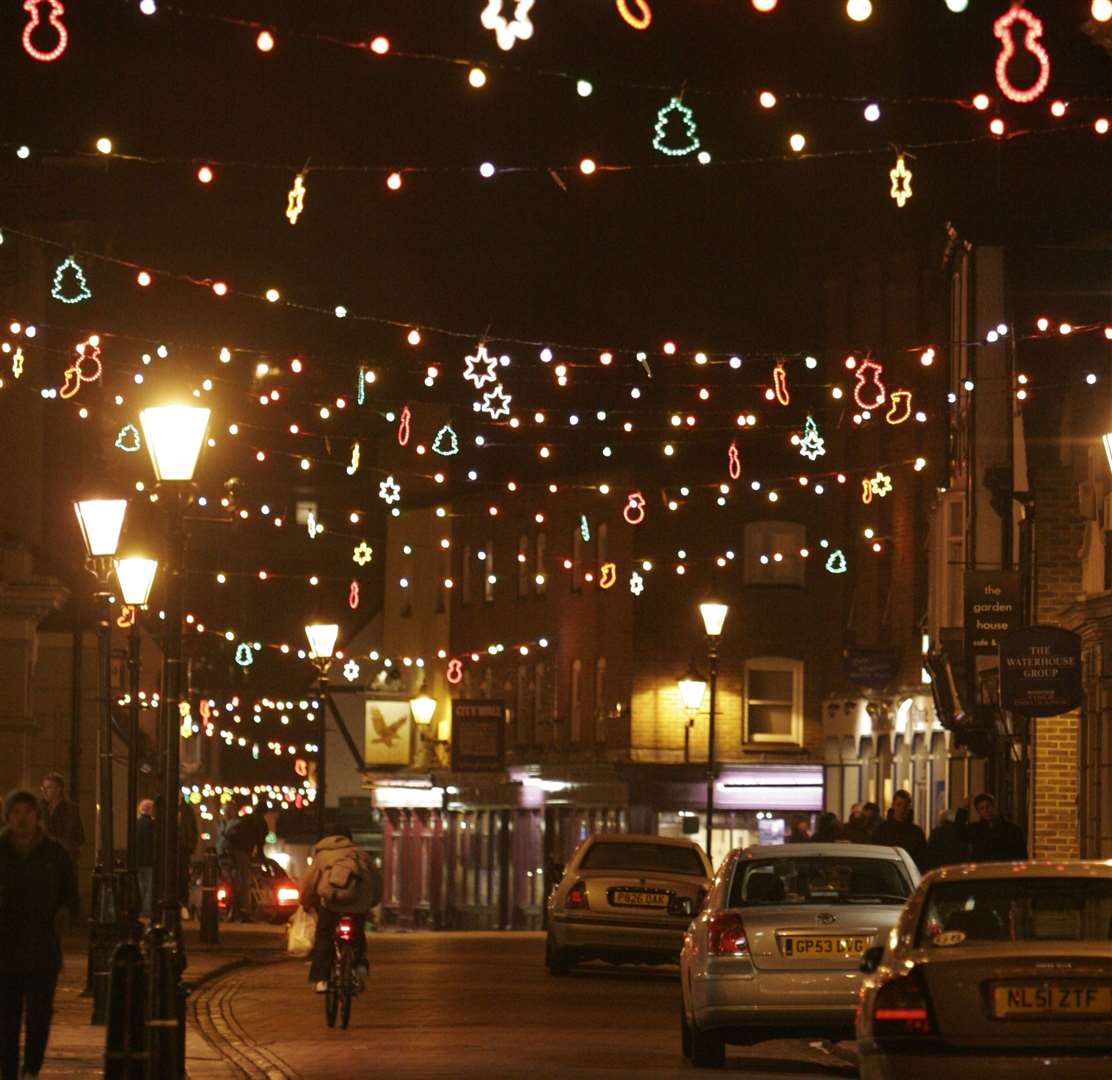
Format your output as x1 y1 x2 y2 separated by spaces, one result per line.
565 881 589 910
707 911 748 955
336 917 356 941
277 886 299 904
873 968 934 1036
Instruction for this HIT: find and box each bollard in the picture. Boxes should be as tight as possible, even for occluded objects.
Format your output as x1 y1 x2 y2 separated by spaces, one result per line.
88 864 120 1024
105 940 147 1079
199 849 220 945
145 925 183 1080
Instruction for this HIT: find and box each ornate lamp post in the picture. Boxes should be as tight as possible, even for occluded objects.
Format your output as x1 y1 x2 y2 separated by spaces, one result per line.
698 600 728 863
305 622 339 840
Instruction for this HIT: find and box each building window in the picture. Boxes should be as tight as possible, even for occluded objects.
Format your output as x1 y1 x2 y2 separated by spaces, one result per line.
743 521 806 586
517 534 529 598
535 532 547 595
461 545 472 606
571 529 582 593
744 657 803 745
569 659 583 742
483 541 494 603
594 657 607 743
294 500 318 526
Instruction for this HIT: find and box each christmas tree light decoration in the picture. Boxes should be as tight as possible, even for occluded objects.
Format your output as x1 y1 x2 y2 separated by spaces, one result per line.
22 0 68 62
889 153 913 207
579 515 591 543
773 362 790 405
825 550 848 574
616 0 651 29
352 541 374 566
629 571 645 596
378 475 401 505
653 98 701 158
11 347 23 379
447 659 464 685
349 581 360 610
432 424 459 456
853 358 887 409
51 256 91 304
343 659 361 683
115 423 141 452
234 643 255 667
870 471 893 498
346 441 360 475
798 415 826 460
481 0 534 51
285 172 307 224
464 343 499 389
994 3 1049 104
481 383 513 420
599 562 617 589
861 479 873 505
397 405 411 447
623 491 647 525
728 442 741 480
886 389 913 424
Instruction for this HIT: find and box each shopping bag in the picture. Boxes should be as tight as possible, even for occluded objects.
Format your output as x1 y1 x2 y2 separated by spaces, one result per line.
287 906 316 957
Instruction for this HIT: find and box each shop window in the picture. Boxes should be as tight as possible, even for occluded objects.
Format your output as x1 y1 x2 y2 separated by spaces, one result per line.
483 541 495 603
744 657 803 745
743 521 805 586
461 545 472 606
535 532 547 595
594 657 607 743
569 659 583 742
517 534 529 598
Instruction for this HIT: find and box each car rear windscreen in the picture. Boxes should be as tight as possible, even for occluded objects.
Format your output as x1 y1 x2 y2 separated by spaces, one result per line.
919 878 1112 946
729 857 912 907
580 842 705 877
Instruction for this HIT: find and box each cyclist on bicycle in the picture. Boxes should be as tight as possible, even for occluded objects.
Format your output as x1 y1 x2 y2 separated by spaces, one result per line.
300 825 374 992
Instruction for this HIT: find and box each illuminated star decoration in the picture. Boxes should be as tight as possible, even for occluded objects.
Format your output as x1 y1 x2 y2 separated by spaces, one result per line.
346 441 360 475
652 97 701 157
869 471 893 498
481 383 513 420
51 256 91 304
480 0 535 51
352 541 374 566
825 550 848 575
629 571 645 596
115 423 141 452
463 343 499 389
798 415 826 460
378 475 401 504
889 153 913 208
342 659 361 683
285 172 307 224
432 424 459 456
234 642 255 667
12 347 24 379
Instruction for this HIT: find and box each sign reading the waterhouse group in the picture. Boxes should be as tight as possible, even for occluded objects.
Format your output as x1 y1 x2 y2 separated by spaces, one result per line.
965 570 1021 656
451 700 505 771
999 626 1082 718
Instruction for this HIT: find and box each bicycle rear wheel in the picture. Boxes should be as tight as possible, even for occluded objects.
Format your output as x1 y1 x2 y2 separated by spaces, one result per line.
339 944 354 1029
324 952 339 1027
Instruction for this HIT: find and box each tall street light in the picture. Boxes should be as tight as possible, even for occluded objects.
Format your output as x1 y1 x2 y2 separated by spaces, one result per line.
73 494 128 1024
305 622 339 840
698 599 729 863
139 401 209 1080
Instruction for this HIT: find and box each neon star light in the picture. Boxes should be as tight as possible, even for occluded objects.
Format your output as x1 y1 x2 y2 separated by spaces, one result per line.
728 442 741 480
653 98 701 158
870 471 893 498
378 475 401 504
346 441 360 475
11 347 24 379
889 153 913 208
623 491 646 525
853 358 887 410
886 389 912 425
464 343 499 389
397 405 411 447
343 659 361 683
773 362 790 405
432 424 459 456
994 3 1049 104
60 335 102 399
825 550 848 574
798 416 826 460
480 0 535 51
352 541 374 566
616 0 651 29
51 256 91 304
599 562 617 589
348 581 360 610
481 383 512 420
234 643 255 667
629 571 645 595
115 423 141 452
22 0 67 62
285 172 307 224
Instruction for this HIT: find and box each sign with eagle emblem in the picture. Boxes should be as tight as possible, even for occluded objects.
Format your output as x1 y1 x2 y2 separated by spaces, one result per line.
363 700 413 766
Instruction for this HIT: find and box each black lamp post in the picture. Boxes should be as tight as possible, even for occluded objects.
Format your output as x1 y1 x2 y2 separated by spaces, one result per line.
305 622 339 840
697 600 728 863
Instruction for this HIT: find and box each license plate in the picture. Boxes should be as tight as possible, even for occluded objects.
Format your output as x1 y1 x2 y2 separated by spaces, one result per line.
610 888 668 909
993 983 1112 1019
782 935 871 959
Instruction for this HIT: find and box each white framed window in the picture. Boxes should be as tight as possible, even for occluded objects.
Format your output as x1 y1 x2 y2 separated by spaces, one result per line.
744 657 803 745
743 521 806 586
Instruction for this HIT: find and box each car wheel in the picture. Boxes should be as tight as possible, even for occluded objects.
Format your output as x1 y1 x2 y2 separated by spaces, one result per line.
689 1018 725 1069
545 934 573 976
679 1000 692 1060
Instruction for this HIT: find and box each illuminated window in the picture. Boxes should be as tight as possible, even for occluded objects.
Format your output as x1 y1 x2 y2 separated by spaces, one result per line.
294 500 317 526
743 521 805 586
744 657 803 745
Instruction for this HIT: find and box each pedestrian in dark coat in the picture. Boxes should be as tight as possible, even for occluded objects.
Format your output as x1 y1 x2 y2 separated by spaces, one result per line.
967 793 1027 863
843 802 880 844
39 771 84 867
812 812 843 842
0 788 79 1080
924 808 971 870
135 800 155 917
872 790 928 870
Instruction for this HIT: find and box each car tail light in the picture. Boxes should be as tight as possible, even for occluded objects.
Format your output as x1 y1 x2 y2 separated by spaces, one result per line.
872 967 935 1037
565 881 590 910
216 886 228 905
336 916 356 941
277 886 299 904
707 911 748 956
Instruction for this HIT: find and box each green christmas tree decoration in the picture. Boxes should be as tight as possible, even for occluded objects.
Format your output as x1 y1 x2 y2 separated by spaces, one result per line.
653 97 701 157
432 423 460 456
51 256 92 304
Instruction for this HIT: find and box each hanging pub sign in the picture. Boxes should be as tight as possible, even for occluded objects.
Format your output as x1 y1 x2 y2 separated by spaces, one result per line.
450 700 506 771
999 625 1082 718
964 570 1021 657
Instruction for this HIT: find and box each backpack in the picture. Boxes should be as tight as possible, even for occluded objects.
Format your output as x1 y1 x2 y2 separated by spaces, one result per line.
319 848 363 907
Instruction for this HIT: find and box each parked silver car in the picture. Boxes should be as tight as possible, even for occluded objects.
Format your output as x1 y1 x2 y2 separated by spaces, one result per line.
680 843 919 1067
857 860 1112 1079
546 833 712 975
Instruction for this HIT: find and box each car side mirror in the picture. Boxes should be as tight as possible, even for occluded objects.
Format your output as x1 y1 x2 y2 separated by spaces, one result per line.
859 944 884 974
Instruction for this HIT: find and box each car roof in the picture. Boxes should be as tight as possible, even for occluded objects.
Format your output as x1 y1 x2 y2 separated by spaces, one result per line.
921 860 1112 883
732 843 907 860
583 833 705 849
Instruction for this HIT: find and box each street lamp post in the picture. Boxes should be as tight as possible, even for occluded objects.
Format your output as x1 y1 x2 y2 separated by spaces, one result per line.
410 679 439 763
698 600 729 864
305 622 339 840
677 660 707 764
73 495 129 1024
139 402 209 1080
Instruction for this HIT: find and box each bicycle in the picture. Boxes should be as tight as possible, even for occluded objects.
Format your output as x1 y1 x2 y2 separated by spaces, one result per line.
324 914 359 1029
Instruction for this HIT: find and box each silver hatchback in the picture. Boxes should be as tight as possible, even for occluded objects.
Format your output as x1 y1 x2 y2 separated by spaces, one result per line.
680 843 920 1067
546 833 712 975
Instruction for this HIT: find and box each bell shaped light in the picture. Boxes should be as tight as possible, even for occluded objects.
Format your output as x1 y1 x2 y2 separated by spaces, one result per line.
304 622 339 661
139 404 211 482
699 600 729 639
409 691 437 726
677 661 708 711
114 556 158 607
74 498 128 557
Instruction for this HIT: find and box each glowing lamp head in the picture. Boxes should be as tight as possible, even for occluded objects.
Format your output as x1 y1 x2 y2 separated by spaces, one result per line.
114 556 158 607
74 498 128 558
369 35 390 54
1095 0 1112 22
846 0 872 20
139 404 211 482
256 30 275 52
409 692 437 726
699 600 729 638
789 132 806 153
304 622 339 662
468 67 487 88
677 662 708 711
579 157 597 175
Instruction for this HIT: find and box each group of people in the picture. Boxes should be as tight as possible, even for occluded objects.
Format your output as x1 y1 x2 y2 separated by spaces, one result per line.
788 789 1028 871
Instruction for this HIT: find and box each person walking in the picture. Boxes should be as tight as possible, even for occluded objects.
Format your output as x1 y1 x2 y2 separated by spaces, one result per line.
300 825 375 992
967 793 1027 863
924 807 970 870
843 801 880 844
39 772 84 870
872 789 928 870
0 789 80 1080
786 815 812 843
812 811 843 842
220 806 276 920
135 800 155 918
178 797 200 917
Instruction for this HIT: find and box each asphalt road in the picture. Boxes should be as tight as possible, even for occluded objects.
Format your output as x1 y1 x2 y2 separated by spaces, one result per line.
210 929 857 1079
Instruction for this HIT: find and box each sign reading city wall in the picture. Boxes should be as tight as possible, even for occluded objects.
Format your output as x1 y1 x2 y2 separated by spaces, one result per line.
965 570 1021 656
999 625 1082 717
451 699 506 771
